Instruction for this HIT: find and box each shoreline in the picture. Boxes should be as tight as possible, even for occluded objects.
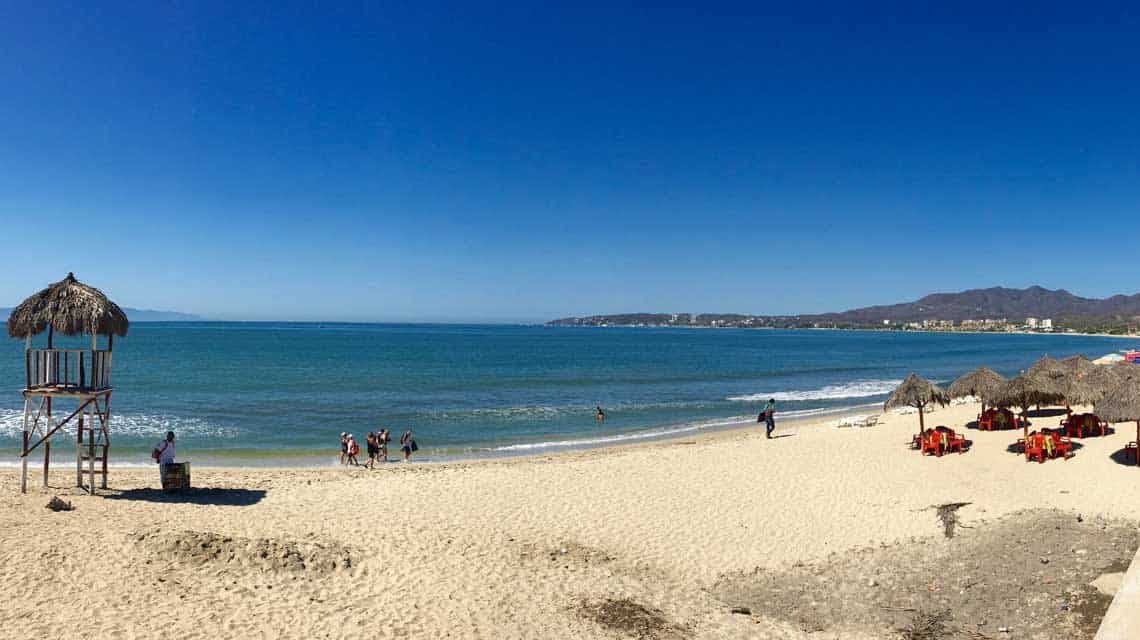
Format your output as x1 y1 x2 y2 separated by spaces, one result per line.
0 401 885 470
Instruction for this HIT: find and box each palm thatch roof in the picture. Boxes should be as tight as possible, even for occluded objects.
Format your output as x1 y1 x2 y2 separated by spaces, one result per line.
1026 355 1068 398
884 373 949 411
1095 376 1140 423
947 367 1005 400
985 372 1064 410
7 273 128 339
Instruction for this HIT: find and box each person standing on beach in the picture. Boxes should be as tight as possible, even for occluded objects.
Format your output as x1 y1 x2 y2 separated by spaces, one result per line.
400 429 415 462
378 428 390 462
760 399 776 439
365 432 378 469
339 432 348 465
346 434 360 466
152 431 176 486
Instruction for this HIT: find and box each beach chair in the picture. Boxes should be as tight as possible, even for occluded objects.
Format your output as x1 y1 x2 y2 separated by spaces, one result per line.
920 431 941 457
944 430 966 455
1050 432 1072 460
1086 414 1108 437
1025 433 1047 464
977 409 995 431
1062 414 1079 438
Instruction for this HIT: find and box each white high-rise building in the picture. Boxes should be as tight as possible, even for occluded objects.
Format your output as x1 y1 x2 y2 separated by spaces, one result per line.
1041 318 1053 331
1025 317 1039 329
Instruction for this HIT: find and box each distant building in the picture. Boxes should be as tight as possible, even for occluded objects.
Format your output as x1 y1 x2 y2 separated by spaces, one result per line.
1040 318 1053 331
1025 317 1039 329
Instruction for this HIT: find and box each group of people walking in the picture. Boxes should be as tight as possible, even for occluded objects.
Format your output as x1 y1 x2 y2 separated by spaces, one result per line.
340 429 416 467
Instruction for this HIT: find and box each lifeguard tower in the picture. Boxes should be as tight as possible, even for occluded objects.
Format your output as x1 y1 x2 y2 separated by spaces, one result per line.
7 273 127 494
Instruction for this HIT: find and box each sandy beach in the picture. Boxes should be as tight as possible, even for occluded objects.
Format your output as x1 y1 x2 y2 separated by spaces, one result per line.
2 402 1138 639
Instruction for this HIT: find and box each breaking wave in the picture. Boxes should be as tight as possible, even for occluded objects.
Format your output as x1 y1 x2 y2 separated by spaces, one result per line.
726 379 902 403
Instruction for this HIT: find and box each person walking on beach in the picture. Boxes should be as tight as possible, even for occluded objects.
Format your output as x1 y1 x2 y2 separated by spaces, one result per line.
378 428 390 463
346 434 360 466
339 432 348 465
595 406 606 422
152 430 176 486
400 429 416 463
365 432 378 469
759 399 776 438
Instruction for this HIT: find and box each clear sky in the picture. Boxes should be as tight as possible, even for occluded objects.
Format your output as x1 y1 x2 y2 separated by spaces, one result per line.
1 2 1137 322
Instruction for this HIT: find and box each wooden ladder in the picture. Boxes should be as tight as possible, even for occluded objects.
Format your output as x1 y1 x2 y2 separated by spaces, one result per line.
76 401 109 495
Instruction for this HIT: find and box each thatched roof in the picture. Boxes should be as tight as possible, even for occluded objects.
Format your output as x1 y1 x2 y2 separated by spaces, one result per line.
947 367 1005 400
1029 355 1065 377
6 273 128 339
985 372 1064 410
1026 355 1068 398
884 373 949 411
1095 376 1140 423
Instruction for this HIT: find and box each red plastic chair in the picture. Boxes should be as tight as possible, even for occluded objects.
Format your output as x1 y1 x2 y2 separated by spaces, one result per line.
1086 414 1107 437
978 409 995 431
1050 431 1072 460
1025 433 1047 464
1062 414 1078 438
945 429 966 454
920 431 942 457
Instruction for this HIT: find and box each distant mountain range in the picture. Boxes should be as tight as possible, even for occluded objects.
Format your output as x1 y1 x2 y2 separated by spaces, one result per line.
0 307 202 322
547 286 1140 329
812 286 1140 324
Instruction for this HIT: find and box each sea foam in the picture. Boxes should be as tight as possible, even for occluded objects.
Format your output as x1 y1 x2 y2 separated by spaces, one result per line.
726 379 902 403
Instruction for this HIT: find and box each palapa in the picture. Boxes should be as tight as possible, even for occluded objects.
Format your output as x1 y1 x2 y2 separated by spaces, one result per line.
947 366 1005 414
1026 355 1068 400
1095 376 1140 467
884 373 949 438
986 372 1065 441
7 273 129 340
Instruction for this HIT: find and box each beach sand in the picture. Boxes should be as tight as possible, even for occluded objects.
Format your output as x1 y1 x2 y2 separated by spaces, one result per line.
2 403 1138 639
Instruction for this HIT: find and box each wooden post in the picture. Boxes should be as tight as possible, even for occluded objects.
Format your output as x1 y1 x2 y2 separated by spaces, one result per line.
76 412 84 488
101 392 111 489
20 397 29 494
917 402 925 437
42 397 51 487
1023 405 1030 458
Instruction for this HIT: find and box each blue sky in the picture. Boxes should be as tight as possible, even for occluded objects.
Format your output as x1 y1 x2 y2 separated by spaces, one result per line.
0 2 1137 322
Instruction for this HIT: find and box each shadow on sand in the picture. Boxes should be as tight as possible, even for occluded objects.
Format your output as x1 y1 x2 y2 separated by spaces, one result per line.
1003 439 1084 457
1026 408 1068 418
103 487 267 506
1109 447 1139 468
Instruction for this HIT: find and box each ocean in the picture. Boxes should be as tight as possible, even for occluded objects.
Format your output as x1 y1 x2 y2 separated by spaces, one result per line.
0 323 1134 466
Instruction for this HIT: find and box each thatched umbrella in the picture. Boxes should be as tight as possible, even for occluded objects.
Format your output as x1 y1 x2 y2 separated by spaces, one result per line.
1095 376 1140 467
947 366 1005 415
1027 355 1068 402
987 372 1065 442
7 273 129 344
884 373 949 438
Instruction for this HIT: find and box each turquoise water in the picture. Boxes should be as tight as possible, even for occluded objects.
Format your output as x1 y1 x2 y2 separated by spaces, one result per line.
0 323 1134 465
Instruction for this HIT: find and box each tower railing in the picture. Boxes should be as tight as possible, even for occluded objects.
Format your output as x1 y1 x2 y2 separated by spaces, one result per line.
25 348 113 392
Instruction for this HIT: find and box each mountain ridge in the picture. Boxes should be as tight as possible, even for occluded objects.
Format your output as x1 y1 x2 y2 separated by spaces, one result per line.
548 286 1140 328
